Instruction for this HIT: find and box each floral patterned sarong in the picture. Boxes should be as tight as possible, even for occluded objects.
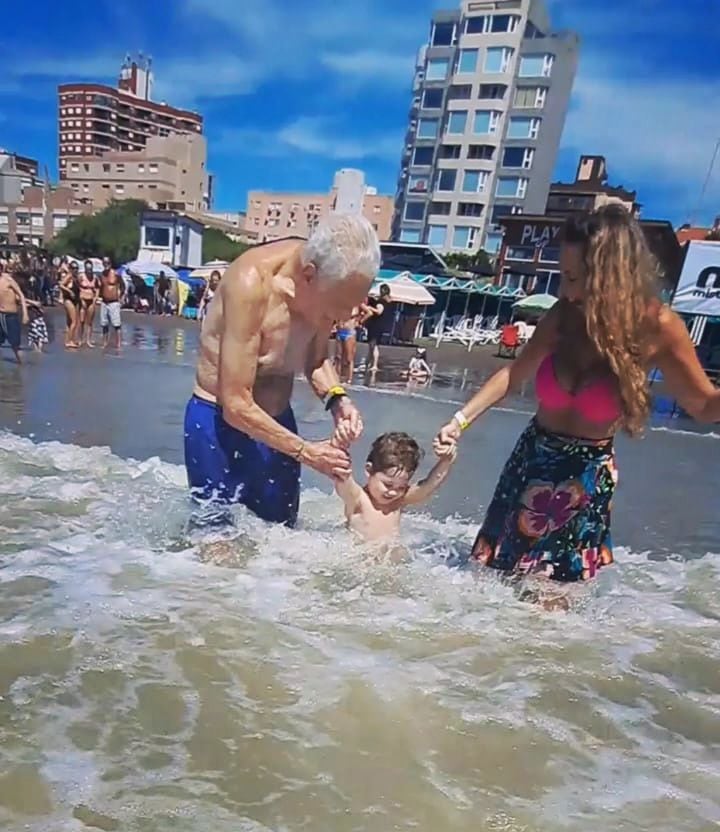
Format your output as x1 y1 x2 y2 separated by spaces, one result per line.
473 419 617 582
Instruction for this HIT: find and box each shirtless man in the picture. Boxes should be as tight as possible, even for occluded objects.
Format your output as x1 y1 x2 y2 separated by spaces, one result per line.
185 214 380 527
99 258 124 349
0 260 29 364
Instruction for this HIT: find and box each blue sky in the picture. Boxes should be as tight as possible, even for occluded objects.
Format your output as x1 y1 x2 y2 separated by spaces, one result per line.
1 0 719 225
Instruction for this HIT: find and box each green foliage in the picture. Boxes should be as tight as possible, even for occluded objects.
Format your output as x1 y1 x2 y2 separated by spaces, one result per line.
49 199 145 264
202 227 250 263
443 249 494 274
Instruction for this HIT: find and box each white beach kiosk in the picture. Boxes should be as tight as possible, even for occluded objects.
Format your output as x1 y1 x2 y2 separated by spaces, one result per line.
671 240 720 346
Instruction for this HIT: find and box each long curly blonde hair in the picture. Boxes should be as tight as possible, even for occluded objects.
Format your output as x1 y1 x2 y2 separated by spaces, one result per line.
562 205 659 436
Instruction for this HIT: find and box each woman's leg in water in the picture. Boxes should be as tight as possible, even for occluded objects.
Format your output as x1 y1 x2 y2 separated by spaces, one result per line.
64 301 79 347
344 336 357 383
84 300 97 347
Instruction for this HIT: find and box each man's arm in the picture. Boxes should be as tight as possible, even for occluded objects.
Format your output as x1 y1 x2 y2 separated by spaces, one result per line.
403 454 456 507
305 329 343 401
9 277 28 323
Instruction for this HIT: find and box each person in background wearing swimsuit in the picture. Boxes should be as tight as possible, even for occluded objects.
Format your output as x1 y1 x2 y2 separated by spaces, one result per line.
334 302 370 384
435 205 720 591
100 259 124 349
59 261 80 349
79 260 100 348
0 260 29 363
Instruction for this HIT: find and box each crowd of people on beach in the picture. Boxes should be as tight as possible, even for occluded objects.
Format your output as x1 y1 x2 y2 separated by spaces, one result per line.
0 250 221 360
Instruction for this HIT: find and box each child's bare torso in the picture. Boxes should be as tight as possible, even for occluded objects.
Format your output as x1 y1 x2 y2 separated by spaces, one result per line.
345 489 403 542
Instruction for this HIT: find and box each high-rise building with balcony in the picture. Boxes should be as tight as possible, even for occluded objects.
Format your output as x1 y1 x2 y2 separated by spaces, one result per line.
57 55 203 181
393 0 578 255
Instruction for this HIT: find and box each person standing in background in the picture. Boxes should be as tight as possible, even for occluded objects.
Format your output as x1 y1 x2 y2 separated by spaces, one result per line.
0 260 29 363
362 283 394 372
100 258 124 349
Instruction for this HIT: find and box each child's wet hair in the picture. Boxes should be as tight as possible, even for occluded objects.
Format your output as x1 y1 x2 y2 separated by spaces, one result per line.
367 432 423 475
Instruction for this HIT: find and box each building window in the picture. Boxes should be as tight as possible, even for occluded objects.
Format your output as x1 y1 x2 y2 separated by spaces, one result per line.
478 84 506 100
448 84 472 100
437 169 457 191
82 184 89 192
149 184 158 190
417 117 439 139
462 170 488 193
458 202 484 217
427 225 447 247
496 177 528 198
485 231 503 254
452 226 477 250
70 163 80 172
467 144 495 160
491 14 520 33
138 163 145 173
465 15 487 34
432 21 455 46
404 201 425 222
400 229 422 243
457 49 478 74
102 163 110 173
519 54 554 78
115 184 125 193
491 204 516 224
426 58 450 81
408 174 429 193
429 201 451 215
412 146 434 166
145 226 170 247
540 247 560 264
508 116 541 139
439 144 461 159
502 147 534 169
473 110 500 135
115 163 125 173
446 110 468 135
514 86 546 108
485 47 513 73
506 245 535 261
422 88 444 109
149 163 159 173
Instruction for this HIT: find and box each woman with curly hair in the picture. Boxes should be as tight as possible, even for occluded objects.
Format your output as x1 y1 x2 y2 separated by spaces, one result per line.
434 205 720 584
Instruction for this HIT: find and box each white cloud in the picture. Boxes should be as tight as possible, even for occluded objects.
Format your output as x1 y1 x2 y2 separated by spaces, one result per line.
321 50 415 84
215 116 401 162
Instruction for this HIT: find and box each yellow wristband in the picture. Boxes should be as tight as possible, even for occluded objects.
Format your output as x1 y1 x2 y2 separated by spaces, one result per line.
326 385 347 401
453 410 470 431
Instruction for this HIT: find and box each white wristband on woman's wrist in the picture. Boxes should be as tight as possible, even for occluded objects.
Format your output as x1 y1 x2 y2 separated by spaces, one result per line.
453 410 470 432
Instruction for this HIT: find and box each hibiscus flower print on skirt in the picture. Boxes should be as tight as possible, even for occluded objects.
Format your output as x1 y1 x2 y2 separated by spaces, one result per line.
472 419 617 582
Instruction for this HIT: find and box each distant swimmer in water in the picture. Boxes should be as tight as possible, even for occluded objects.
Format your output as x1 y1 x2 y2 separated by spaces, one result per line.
185 214 380 527
332 431 456 545
434 205 720 587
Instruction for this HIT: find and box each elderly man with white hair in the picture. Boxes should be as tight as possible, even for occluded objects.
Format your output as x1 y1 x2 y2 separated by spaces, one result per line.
185 213 381 526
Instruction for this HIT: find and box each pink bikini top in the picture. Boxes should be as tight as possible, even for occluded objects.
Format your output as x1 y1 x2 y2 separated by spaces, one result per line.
536 355 622 424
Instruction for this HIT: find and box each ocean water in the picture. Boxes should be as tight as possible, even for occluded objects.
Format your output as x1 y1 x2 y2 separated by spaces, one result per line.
0 321 719 830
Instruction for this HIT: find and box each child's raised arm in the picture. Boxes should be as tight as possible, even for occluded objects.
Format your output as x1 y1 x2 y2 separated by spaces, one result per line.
331 434 364 512
403 445 456 507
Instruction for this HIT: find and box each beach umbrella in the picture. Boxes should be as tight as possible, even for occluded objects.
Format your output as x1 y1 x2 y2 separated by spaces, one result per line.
369 272 435 305
513 293 558 313
189 259 229 279
124 260 179 280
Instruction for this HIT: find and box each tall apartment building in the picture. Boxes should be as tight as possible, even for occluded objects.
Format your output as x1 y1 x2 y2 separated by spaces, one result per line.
58 55 203 181
63 133 209 211
246 169 394 242
394 0 578 254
